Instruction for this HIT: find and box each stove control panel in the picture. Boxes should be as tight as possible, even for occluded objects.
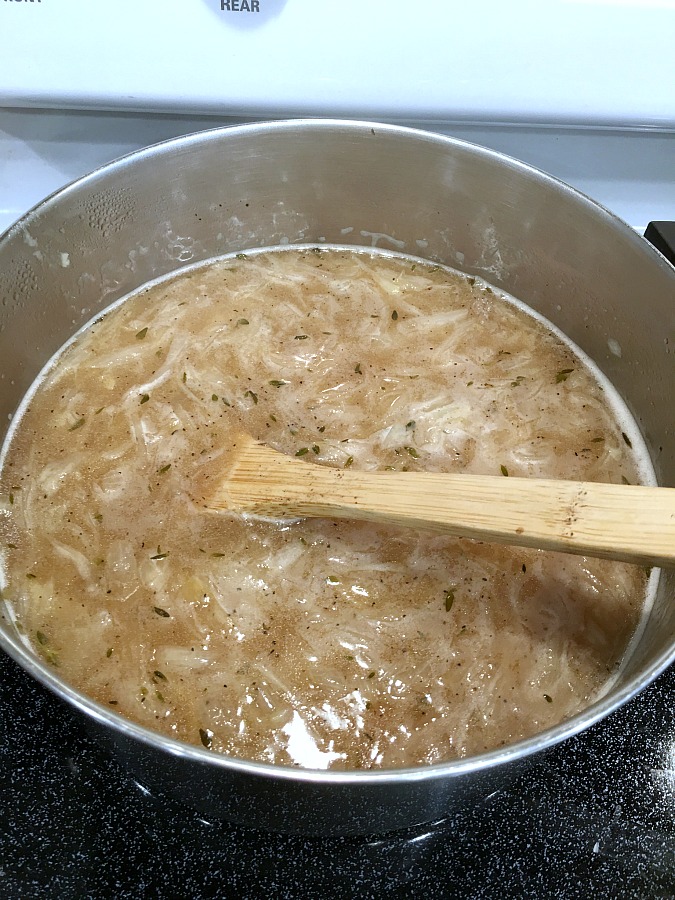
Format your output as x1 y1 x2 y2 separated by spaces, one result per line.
1 0 675 127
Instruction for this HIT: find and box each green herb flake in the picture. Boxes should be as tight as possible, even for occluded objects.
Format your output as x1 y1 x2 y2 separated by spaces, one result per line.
344 456 354 469
136 327 148 340
444 589 455 612
591 436 604 443
26 573 36 579
269 380 289 388
182 372 187 384
544 694 553 703
153 606 170 617
36 630 48 645
405 446 419 459
354 363 363 374
295 447 309 457
622 432 633 448
621 475 631 485
235 253 248 260
211 552 226 558
155 691 165 703
153 670 167 681
95 407 105 415
368 671 376 679
391 310 399 320
94 557 105 566
94 513 103 522
106 648 113 658
157 464 171 474
199 727 213 749
345 654 354 661
8 493 14 505
237 318 249 326
500 465 509 477
317 425 325 433
312 445 320 455
269 414 277 423
151 552 169 560
555 368 574 383
244 390 258 405
294 334 309 340
7 543 17 550
69 417 86 431
211 393 219 402
406 420 415 430
139 393 150 405
326 575 340 585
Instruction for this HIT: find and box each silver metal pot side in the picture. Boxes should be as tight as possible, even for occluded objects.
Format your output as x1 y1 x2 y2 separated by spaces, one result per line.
0 120 673 835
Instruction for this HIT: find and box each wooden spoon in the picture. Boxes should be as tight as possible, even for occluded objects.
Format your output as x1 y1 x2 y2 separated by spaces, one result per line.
202 432 675 568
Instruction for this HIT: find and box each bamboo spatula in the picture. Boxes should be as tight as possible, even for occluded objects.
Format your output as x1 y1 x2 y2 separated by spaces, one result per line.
203 433 675 567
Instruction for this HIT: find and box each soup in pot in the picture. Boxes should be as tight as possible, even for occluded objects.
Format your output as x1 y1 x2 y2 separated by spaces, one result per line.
0 248 654 769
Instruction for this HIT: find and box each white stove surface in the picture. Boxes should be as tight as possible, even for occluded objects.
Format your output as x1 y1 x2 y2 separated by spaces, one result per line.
1 108 674 237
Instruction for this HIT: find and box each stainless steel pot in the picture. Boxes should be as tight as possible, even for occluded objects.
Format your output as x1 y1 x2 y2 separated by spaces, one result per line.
0 120 673 836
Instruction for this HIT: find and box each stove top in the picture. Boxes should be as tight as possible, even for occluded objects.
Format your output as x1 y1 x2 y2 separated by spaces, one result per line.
2 650 675 897
1 110 674 898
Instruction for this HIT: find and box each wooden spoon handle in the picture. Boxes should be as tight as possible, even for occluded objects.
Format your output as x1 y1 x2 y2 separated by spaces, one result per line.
206 434 675 567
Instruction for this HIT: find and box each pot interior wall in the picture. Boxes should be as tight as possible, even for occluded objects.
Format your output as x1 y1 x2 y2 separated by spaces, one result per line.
1 120 673 731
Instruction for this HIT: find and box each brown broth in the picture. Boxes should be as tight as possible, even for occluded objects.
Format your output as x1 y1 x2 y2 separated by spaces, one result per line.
0 248 652 769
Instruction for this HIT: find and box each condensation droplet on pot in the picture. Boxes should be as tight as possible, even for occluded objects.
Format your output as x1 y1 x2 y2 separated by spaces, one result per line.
60 252 70 268
340 226 354 236
608 338 622 358
416 239 429 249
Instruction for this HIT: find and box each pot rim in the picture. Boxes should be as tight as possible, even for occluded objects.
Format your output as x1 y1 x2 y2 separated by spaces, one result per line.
1 117 674 786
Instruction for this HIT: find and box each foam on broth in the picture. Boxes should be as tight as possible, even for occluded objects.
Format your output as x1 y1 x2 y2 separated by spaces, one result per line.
0 247 655 769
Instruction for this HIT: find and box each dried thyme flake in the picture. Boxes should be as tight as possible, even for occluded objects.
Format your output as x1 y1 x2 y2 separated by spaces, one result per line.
344 456 354 468
157 464 171 474
354 363 363 374
368 671 376 679
500 464 509 477
622 431 633 448
237 318 249 326
295 447 309 457
326 575 340 585
136 327 148 340
36 630 48 645
405 446 419 459
211 394 219 402
244 390 258 404
94 513 103 522
391 310 399 320
406 420 416 430
444 589 455 612
182 372 187 383
68 417 86 431
155 691 165 703
294 334 309 340
555 368 575 383
312 445 320 454
153 670 167 681
139 393 150 404
269 380 289 388
151 552 169 560
211 552 227 558
621 475 631 485
590 437 605 443
7 543 17 550
235 253 248 260
544 694 553 703
153 606 170 618
199 727 213 749
26 573 37 579
106 648 113 658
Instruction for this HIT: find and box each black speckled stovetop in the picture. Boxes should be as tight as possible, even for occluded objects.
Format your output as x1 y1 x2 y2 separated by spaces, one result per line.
1 647 675 899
